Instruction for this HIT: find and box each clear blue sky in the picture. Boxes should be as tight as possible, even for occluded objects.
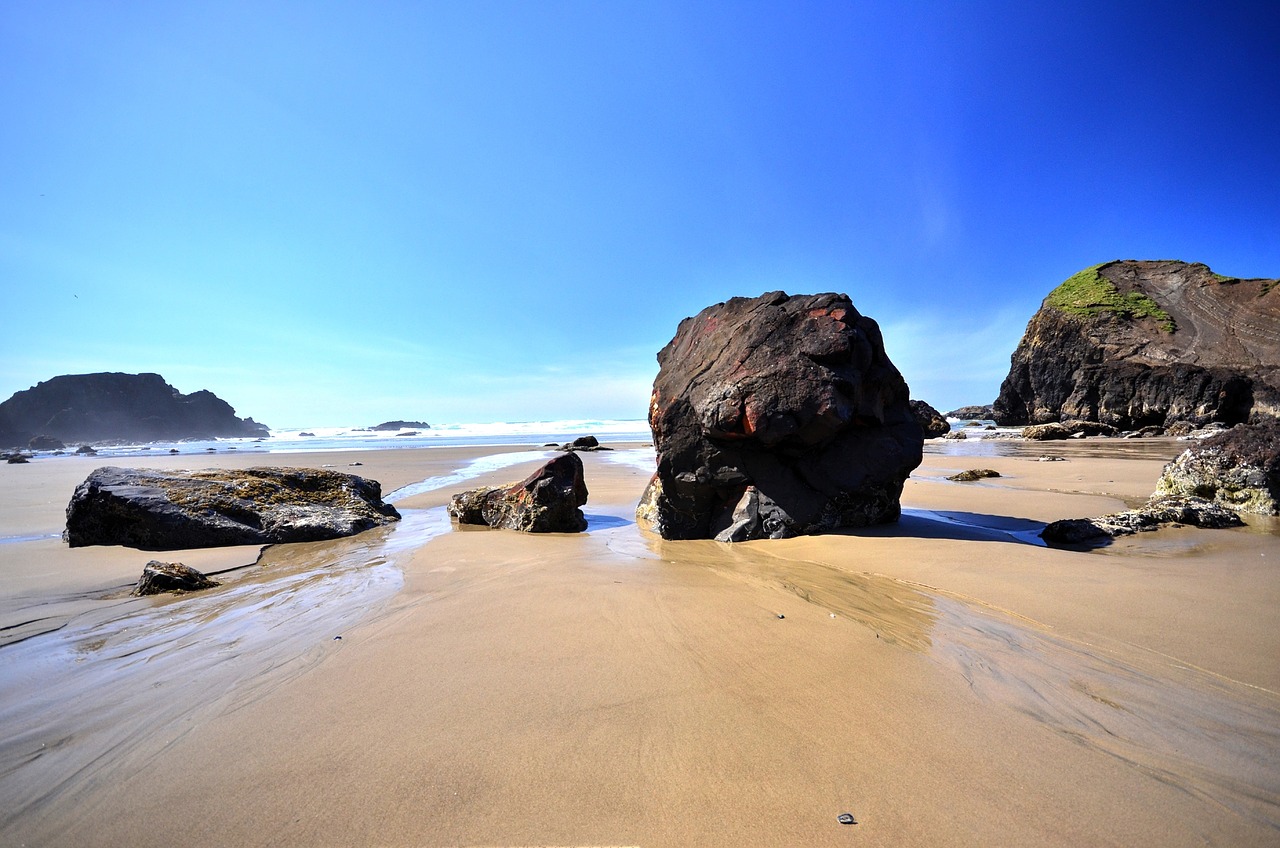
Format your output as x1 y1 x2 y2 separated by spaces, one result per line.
3 1 1277 428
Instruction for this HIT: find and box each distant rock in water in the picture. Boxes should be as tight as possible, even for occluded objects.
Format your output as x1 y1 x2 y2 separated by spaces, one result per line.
28 435 65 451
993 261 1279 428
448 453 588 533
64 466 400 549
945 404 994 420
0 372 270 448
910 400 950 439
640 291 923 541
371 420 431 431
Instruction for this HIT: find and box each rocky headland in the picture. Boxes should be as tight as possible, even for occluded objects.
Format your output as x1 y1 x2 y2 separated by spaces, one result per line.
64 466 400 549
639 291 922 541
993 261 1279 429
0 372 269 449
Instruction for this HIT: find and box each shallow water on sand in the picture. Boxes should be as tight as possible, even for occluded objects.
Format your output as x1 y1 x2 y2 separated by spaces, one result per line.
0 508 444 828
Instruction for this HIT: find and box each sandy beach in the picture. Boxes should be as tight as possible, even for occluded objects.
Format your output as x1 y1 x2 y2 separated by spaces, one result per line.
1 438 1277 846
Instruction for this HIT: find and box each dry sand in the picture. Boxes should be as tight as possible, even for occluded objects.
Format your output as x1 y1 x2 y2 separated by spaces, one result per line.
1 438 1277 846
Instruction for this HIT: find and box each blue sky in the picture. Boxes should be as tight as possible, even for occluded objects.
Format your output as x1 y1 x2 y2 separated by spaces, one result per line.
2 1 1277 428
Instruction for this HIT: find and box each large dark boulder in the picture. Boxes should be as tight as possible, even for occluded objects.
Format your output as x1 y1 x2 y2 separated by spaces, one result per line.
64 466 400 549
448 452 588 532
0 372 270 448
1154 421 1280 515
639 291 923 541
910 400 950 439
993 261 1279 428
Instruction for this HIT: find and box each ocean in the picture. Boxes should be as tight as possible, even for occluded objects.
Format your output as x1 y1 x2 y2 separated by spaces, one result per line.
52 418 654 459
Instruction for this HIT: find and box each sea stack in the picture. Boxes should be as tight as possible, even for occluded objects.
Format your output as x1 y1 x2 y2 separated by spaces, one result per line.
639 291 923 541
993 261 1280 428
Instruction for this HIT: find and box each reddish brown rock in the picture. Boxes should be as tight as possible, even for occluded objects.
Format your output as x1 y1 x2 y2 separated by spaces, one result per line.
448 452 588 533
640 291 923 541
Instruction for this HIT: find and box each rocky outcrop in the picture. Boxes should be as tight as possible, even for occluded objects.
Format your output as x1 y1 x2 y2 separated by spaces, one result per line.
371 420 430 431
994 261 1279 428
448 453 588 532
134 561 220 596
910 400 950 439
0 373 270 448
28 435 65 451
1041 495 1244 545
945 405 994 420
64 466 400 549
640 291 922 541
1154 421 1280 515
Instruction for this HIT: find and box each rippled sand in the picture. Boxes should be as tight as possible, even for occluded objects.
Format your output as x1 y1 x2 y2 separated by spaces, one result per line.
1 439 1277 846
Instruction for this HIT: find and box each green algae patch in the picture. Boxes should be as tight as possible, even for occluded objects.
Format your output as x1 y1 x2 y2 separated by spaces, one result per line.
1045 264 1176 332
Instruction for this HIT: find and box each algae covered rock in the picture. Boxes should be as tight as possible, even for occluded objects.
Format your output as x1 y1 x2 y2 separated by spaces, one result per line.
994 261 1279 428
1154 421 1280 515
64 466 400 549
134 560 220 596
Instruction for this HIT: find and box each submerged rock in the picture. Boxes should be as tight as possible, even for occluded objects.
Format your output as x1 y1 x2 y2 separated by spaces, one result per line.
641 291 922 541
134 560 220 596
1154 421 1280 515
448 452 588 533
64 466 401 549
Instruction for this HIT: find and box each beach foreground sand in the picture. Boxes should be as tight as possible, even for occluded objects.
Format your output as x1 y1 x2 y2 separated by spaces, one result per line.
1 439 1277 846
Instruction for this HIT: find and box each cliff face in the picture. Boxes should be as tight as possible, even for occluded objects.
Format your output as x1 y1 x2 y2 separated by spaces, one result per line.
0 373 270 447
993 261 1279 428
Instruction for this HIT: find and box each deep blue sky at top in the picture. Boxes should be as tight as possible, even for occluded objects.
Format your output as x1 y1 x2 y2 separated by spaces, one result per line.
2 1 1276 427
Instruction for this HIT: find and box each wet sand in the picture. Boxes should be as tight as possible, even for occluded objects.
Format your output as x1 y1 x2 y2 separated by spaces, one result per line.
1 439 1277 846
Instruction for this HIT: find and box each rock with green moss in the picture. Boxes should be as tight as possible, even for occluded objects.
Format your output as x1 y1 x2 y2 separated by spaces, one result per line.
64 466 401 549
995 260 1279 428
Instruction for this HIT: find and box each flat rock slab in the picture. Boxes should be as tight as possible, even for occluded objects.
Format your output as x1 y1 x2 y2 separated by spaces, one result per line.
64 466 400 550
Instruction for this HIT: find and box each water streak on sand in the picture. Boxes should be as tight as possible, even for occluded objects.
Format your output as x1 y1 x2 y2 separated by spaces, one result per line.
384 450 552 502
691 534 1280 832
0 508 447 830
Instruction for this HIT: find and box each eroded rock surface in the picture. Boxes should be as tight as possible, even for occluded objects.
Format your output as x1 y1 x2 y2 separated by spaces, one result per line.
64 466 400 549
994 261 1279 428
448 453 588 533
640 291 922 541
